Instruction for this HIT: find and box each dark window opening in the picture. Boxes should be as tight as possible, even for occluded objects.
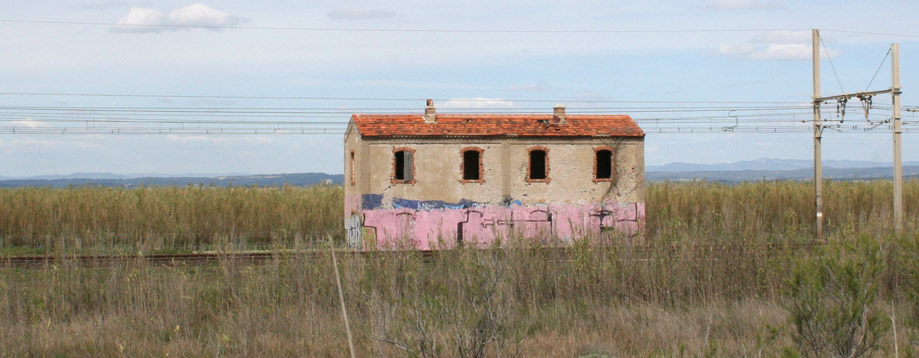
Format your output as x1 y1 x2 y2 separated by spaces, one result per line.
529 150 547 180
349 151 355 185
394 150 413 182
596 150 612 179
463 150 481 180
394 151 405 180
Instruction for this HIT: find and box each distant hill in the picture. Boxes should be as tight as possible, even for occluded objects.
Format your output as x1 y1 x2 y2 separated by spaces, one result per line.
648 158 919 173
3 172 130 180
3 158 916 187
647 165 919 183
643 158 919 182
0 172 252 180
0 173 344 188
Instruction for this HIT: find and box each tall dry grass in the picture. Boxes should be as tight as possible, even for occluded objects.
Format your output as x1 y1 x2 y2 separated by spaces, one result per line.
1 179 917 253
0 184 341 253
647 179 919 241
1 233 916 356
1 180 918 356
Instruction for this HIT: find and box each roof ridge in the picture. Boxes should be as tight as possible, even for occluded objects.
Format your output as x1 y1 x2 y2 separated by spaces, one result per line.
350 113 644 138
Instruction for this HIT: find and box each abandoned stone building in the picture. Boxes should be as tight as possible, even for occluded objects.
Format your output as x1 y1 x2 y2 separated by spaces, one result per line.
344 100 645 250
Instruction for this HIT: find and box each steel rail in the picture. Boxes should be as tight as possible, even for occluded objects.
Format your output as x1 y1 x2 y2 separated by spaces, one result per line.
0 243 823 269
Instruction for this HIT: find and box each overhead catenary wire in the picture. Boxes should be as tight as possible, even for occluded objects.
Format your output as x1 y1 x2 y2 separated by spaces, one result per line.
0 91 806 104
0 107 815 119
0 90 910 136
820 37 845 94
0 19 810 34
0 104 820 126
822 29 919 39
0 104 866 116
5 125 913 135
1 109 905 136
0 110 837 125
0 104 813 111
1 116 904 135
0 92 863 136
865 48 892 91
4 18 919 39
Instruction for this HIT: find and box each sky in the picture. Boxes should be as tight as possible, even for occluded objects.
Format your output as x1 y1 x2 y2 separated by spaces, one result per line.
1 0 919 177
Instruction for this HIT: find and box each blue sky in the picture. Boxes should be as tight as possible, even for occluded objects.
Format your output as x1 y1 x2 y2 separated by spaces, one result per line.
1 0 918 176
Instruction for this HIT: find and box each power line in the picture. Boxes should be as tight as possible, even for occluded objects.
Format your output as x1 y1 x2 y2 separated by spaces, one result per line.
3 19 918 39
822 29 919 39
5 125 912 135
1 117 907 135
0 104 891 133
820 37 845 94
0 115 816 126
0 110 902 135
0 91 804 104
0 19 808 34
0 128 346 135
865 48 891 91
0 94 903 135
0 108 828 123
0 106 813 118
0 104 811 111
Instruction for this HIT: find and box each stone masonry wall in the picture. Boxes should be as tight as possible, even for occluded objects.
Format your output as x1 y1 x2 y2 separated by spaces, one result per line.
344 132 644 250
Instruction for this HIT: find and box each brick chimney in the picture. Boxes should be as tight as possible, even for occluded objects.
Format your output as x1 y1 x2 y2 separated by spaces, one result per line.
423 99 436 123
552 104 567 124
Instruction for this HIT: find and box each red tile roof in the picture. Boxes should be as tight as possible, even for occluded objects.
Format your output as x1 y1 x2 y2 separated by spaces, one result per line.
351 114 644 138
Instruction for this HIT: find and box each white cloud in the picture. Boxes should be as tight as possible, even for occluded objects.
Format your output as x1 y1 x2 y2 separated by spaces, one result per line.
168 4 240 27
112 3 241 33
440 98 516 109
327 8 397 20
705 0 782 10
10 118 50 128
113 8 165 32
718 31 840 60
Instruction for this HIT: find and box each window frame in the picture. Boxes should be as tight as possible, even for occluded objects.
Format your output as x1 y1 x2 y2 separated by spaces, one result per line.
593 146 615 182
526 146 550 183
391 147 416 184
460 146 485 184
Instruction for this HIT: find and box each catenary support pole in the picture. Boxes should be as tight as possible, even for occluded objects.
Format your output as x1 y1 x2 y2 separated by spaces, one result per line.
892 43 903 232
813 29 824 240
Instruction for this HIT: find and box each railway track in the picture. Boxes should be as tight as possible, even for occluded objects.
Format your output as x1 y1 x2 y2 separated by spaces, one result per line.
0 250 436 269
0 242 821 270
1 252 266 269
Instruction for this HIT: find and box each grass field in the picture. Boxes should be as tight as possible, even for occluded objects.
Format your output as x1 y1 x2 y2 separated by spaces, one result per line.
1 180 916 253
1 181 918 356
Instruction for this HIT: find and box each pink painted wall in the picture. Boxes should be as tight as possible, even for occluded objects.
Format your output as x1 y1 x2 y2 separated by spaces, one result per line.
344 194 361 215
359 202 645 250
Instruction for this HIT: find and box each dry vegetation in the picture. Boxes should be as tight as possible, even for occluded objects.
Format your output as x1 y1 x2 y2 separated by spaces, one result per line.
0 184 341 254
1 180 918 357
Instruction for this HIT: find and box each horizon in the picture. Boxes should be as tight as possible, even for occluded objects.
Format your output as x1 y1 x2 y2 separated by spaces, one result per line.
5 157 919 179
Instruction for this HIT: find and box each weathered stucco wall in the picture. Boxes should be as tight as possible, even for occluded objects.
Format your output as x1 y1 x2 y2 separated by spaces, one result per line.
360 137 643 204
343 124 362 248
344 135 645 250
343 123 360 212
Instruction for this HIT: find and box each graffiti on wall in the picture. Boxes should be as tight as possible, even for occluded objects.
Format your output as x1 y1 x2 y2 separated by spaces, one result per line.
347 194 644 250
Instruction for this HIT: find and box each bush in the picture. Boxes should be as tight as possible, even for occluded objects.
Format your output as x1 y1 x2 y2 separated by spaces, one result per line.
785 235 890 358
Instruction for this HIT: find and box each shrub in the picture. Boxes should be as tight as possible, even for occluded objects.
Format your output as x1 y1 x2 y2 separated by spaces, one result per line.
785 235 890 358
